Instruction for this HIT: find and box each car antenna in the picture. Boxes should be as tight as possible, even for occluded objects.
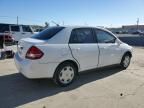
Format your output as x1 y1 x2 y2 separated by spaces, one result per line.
51 21 60 26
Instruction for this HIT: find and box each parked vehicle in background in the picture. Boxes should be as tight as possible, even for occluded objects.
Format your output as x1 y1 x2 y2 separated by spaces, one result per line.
139 32 144 36
0 24 14 46
140 33 144 36
10 25 35 41
115 31 122 34
14 26 133 87
0 23 35 42
132 30 144 35
35 28 45 32
115 31 128 34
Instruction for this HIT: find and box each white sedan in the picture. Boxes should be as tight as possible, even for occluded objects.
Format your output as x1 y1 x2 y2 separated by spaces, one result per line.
14 26 133 86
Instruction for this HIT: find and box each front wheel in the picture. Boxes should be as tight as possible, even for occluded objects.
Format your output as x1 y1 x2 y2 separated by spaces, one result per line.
53 62 77 87
120 54 131 69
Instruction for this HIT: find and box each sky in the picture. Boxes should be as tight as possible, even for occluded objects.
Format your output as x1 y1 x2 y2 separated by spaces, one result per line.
0 0 144 27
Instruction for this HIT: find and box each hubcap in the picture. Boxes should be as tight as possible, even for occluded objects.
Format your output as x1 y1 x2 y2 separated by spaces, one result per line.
59 66 74 84
123 56 130 67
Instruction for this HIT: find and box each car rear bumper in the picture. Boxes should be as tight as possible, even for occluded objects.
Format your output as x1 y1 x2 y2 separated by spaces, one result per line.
14 53 58 79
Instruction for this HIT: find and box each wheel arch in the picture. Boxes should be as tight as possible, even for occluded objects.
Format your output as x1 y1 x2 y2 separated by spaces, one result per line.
123 51 132 58
120 50 132 64
53 59 79 78
120 51 132 69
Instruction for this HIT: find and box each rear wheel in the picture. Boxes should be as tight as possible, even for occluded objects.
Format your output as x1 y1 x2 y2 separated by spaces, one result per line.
53 62 77 87
120 54 131 69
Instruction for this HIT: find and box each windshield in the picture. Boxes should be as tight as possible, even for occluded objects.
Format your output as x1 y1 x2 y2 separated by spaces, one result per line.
32 27 65 40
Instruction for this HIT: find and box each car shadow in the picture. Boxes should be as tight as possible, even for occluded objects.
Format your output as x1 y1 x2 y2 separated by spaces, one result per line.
0 66 123 108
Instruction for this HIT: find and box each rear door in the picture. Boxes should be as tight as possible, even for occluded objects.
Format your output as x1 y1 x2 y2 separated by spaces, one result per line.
69 28 99 71
94 29 122 67
10 25 21 41
22 25 33 39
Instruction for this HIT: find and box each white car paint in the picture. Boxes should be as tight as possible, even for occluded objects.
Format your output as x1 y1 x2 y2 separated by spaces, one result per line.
69 44 99 71
14 26 133 79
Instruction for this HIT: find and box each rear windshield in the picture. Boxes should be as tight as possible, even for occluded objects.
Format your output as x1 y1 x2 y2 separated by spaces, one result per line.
32 27 65 40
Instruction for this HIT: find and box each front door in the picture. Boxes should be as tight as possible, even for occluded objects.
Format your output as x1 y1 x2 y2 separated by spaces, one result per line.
94 29 122 67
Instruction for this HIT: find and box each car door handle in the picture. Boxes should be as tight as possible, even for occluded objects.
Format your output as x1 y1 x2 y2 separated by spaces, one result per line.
22 33 26 35
72 48 80 50
100 47 106 49
72 48 80 51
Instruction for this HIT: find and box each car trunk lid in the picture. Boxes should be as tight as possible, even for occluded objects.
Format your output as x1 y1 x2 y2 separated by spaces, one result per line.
17 38 46 59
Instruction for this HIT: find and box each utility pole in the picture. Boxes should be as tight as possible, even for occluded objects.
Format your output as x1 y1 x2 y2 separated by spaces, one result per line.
137 18 139 30
17 16 19 25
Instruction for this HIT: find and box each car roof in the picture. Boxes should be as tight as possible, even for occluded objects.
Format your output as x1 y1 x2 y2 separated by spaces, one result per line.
59 26 112 34
62 25 102 28
56 25 108 31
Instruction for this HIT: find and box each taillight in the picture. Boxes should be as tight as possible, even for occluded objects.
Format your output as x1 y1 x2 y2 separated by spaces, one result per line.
26 46 44 60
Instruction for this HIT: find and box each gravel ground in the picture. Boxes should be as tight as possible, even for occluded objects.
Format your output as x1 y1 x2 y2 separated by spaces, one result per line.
0 46 144 108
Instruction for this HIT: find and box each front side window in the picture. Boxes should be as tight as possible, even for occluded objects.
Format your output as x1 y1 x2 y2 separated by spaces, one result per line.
95 29 116 43
22 25 32 32
69 28 95 44
11 26 20 32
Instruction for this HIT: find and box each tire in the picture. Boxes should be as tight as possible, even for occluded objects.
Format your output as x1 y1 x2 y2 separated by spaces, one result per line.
120 54 131 69
53 62 77 87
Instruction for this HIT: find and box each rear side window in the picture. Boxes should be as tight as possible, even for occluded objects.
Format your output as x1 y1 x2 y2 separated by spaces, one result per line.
0 24 9 32
32 27 65 40
22 25 32 32
11 26 20 32
69 28 95 43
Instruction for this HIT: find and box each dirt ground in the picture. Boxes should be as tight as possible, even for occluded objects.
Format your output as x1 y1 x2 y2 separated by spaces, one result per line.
0 47 144 108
